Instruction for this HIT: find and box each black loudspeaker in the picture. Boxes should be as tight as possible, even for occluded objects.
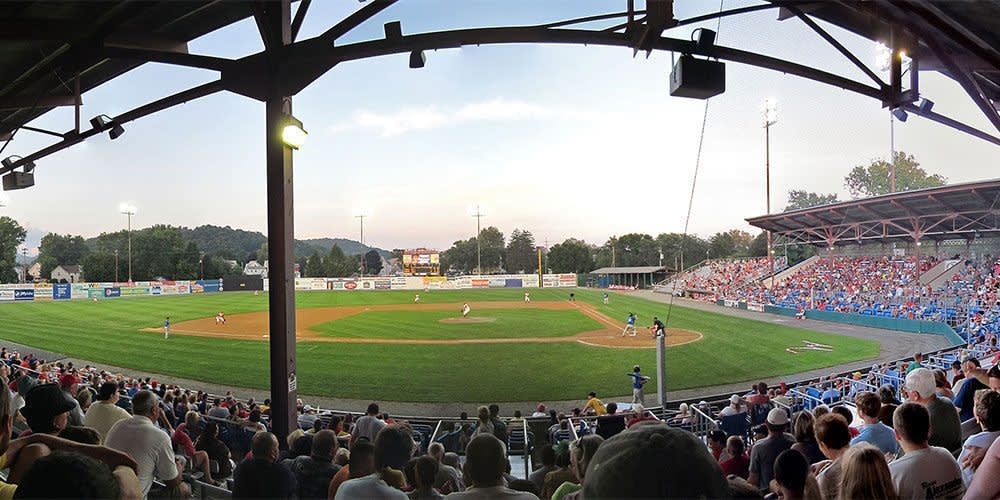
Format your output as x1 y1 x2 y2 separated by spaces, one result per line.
2 171 33 191
669 55 725 99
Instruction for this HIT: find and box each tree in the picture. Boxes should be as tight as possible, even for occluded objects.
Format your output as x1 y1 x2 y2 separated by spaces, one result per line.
844 151 945 198
0 217 26 283
363 249 383 275
708 229 754 258
325 245 353 277
784 190 839 211
256 241 268 264
478 226 505 273
548 238 594 273
505 229 537 273
80 253 116 282
748 232 768 257
655 233 709 271
37 233 89 278
305 252 325 277
442 238 476 273
201 254 235 279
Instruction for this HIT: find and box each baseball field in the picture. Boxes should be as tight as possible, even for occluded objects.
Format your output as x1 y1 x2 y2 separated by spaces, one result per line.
0 288 878 402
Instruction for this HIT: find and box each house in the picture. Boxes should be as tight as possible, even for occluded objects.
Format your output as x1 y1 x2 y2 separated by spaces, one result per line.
243 260 266 276
27 262 41 281
51 264 84 283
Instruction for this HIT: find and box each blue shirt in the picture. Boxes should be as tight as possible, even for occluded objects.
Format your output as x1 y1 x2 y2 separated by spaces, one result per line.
627 315 635 325
630 373 647 389
820 388 840 403
165 319 170 327
851 422 899 455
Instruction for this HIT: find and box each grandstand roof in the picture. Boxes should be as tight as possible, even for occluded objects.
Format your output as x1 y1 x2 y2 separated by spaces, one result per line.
746 179 1000 246
590 266 666 275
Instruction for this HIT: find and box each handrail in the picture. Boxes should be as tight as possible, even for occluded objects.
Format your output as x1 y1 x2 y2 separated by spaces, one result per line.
521 417 529 478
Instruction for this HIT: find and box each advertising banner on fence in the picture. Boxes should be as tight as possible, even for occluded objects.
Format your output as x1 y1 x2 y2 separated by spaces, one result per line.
747 302 765 312
374 280 391 290
14 289 34 301
103 287 121 298
53 284 71 300
723 299 738 308
0 290 13 301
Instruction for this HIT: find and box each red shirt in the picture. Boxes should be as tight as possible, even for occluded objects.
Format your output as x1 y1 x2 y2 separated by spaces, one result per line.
721 453 749 479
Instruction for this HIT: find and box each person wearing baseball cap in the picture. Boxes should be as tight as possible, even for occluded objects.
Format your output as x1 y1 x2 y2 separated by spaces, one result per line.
57 373 85 426
22 383 78 435
748 407 795 491
905 367 962 454
582 422 729 498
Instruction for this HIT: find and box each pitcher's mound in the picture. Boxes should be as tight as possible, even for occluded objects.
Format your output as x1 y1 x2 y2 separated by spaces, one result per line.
439 317 497 324
576 328 703 349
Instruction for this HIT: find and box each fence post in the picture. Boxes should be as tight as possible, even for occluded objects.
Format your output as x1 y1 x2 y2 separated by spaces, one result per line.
656 334 667 406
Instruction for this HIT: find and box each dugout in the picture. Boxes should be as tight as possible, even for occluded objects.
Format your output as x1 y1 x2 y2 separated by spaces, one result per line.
590 266 668 289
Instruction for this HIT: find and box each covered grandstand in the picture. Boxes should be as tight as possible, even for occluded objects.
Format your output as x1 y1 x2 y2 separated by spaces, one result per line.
588 266 668 289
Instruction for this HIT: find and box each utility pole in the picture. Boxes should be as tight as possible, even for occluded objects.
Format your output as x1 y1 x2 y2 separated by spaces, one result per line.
763 98 778 288
356 214 367 277
114 249 119 283
120 204 136 282
21 248 27 283
471 205 485 275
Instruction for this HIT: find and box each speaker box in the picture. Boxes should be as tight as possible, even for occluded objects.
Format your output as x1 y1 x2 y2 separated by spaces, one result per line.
2 171 33 190
670 55 725 99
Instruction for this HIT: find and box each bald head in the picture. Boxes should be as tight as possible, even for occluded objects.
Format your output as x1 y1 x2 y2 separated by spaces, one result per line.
312 430 338 460
252 431 279 462
464 434 506 487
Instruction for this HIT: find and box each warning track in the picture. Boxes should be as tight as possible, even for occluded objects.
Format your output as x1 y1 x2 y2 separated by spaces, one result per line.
144 301 702 349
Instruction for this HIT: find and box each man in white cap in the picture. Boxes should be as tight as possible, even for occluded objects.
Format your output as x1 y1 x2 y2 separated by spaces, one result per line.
748 407 794 491
719 395 744 417
905 367 962 455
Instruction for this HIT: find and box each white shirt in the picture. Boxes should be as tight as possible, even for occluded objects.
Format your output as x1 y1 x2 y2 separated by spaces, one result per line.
352 415 387 442
335 473 407 500
444 485 539 500
719 406 741 417
105 415 179 498
958 430 1000 485
84 401 132 443
889 446 965 500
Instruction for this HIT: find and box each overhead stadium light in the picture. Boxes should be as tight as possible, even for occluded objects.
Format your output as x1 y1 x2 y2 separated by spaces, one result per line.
409 50 426 69
917 98 934 114
891 107 908 122
2 156 35 191
762 98 778 127
280 114 307 149
89 114 125 140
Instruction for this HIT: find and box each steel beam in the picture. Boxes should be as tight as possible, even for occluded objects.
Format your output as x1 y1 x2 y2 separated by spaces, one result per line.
262 0 298 450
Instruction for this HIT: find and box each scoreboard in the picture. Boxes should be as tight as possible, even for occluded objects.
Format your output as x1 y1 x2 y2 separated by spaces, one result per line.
402 249 440 276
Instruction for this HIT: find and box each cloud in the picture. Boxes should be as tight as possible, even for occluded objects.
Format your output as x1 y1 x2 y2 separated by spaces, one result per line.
332 98 546 136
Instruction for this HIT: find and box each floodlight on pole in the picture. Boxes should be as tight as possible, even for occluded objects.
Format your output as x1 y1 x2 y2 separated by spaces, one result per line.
469 204 487 276
762 98 778 288
280 114 307 149
120 203 137 282
89 114 125 140
353 208 372 277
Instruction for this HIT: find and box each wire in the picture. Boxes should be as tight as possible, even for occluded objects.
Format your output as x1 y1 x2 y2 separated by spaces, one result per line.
662 0 725 331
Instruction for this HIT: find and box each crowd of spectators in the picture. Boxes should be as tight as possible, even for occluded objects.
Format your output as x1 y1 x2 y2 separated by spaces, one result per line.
677 257 787 298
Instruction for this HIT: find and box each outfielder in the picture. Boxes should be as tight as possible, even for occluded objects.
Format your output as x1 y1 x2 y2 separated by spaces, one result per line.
462 302 471 318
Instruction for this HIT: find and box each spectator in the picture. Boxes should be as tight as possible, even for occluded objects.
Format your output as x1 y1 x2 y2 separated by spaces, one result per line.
583 392 606 416
838 443 898 500
748 382 770 407
988 365 1000 392
328 415 350 440
889 402 965 500
852 392 899 455
298 405 319 431
530 404 547 418
57 425 101 445
720 394 744 417
594 403 626 439
104 390 189 498
771 449 820 500
527 443 555 493
541 443 574 499
552 435 603 500
907 353 925 374
57 373 85 427
195 421 233 479
410 455 444 500
951 360 965 387
721 436 750 479
352 403 388 443
232 431 297 499
444 434 537 499
472 406 494 437
790 411 825 464
337 425 412 498
170 411 215 485
13 451 122 498
813 413 851 500
877 385 900 427
831 405 858 438
488 404 507 442
287 433 314 461
626 404 655 428
329 439 375 499
935 369 955 399
707 430 731 462
965 434 1000 499
904 368 962 454
583 422 729 499
953 358 988 422
286 429 340 498
506 479 539 497
207 398 230 419
958 390 1000 486
820 384 840 404
22 383 76 436
749 408 795 490
428 442 463 494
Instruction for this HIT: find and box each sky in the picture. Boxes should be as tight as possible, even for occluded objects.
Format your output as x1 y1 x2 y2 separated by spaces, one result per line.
2 0 998 255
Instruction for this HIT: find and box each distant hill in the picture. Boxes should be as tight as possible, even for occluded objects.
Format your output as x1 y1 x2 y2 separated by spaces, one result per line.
298 238 389 258
179 225 388 260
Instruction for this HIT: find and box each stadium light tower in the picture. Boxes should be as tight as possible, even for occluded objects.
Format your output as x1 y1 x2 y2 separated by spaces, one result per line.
353 208 372 277
875 42 910 193
119 203 137 282
469 204 486 275
762 98 778 288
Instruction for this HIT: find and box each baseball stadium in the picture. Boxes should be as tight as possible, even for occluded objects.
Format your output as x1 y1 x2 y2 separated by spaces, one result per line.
0 1 997 498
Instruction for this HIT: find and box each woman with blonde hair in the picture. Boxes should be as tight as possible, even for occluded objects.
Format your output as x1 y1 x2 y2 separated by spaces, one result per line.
790 411 825 464
472 405 494 437
838 443 899 500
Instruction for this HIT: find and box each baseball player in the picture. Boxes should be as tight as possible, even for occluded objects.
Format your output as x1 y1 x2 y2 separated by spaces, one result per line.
621 312 637 337
651 316 665 337
164 317 171 339
414 294 421 303
603 292 609 305
216 311 226 325
524 292 531 303
462 303 471 318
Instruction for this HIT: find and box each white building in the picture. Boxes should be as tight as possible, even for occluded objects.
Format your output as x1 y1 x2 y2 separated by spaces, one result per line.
243 260 266 276
51 264 83 283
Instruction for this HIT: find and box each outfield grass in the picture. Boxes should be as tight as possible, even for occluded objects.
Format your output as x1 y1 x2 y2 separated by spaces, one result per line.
312 308 601 340
0 288 880 402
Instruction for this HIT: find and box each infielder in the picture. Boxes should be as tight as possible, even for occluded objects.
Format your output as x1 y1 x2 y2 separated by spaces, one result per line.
414 294 421 303
215 311 226 325
524 292 531 303
164 316 171 339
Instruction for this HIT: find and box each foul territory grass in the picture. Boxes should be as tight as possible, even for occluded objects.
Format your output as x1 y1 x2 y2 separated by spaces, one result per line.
312 308 601 340
0 288 879 402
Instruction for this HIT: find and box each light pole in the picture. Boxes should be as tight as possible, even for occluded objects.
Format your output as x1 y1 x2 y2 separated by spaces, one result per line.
199 252 205 280
114 249 119 283
763 98 778 288
20 248 27 283
119 203 136 282
470 205 486 275
875 42 910 193
353 209 371 277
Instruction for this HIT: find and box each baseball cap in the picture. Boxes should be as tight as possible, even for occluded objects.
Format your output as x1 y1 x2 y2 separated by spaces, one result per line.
767 407 789 426
583 423 729 499
16 374 39 396
23 383 77 432
729 394 740 404
58 373 80 389
905 367 936 399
